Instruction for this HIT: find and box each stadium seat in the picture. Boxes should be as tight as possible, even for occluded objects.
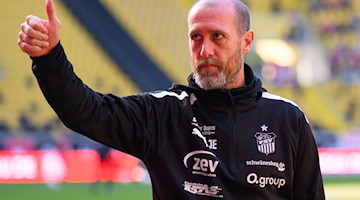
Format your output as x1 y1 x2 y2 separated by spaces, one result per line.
0 0 139 131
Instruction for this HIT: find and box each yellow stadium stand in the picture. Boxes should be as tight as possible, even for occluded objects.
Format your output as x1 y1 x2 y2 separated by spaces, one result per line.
101 0 191 85
0 0 140 131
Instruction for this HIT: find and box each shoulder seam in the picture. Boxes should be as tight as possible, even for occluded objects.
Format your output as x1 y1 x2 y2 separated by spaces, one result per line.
262 92 309 123
262 92 300 109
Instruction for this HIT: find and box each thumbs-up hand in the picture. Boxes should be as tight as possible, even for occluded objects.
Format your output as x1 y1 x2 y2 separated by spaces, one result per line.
18 0 61 57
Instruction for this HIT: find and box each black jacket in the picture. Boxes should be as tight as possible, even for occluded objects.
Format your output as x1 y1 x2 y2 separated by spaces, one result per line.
32 43 325 199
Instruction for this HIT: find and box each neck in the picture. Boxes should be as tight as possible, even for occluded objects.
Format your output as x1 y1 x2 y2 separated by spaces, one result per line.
223 65 245 89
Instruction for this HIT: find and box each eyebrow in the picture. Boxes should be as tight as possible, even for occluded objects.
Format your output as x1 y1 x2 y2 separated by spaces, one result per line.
189 30 199 36
189 29 228 36
212 30 227 36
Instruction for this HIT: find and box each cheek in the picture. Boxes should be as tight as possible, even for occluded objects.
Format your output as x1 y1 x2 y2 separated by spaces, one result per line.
189 51 196 61
190 50 201 64
190 54 198 71
190 44 199 57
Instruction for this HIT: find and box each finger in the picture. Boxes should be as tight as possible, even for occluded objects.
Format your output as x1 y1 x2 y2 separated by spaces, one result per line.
46 0 59 24
18 31 49 48
21 22 49 41
26 15 48 34
17 39 42 54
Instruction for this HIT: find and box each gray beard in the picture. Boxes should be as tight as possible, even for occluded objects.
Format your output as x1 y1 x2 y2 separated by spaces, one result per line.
191 47 243 90
194 70 227 90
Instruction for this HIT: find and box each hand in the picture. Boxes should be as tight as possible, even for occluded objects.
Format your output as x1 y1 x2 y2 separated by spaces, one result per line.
18 0 61 57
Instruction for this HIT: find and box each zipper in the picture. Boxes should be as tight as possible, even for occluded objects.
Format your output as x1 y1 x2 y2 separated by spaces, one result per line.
227 90 237 171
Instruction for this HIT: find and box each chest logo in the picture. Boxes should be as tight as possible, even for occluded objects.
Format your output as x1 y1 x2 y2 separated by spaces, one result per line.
254 124 276 155
183 150 220 178
191 117 209 148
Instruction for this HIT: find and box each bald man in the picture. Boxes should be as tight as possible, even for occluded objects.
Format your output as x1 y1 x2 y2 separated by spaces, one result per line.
18 0 325 199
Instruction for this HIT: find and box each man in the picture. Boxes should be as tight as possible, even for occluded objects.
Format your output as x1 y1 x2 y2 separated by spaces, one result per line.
18 0 325 199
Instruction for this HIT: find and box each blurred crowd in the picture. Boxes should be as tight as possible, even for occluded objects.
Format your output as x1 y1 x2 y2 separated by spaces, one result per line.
0 0 359 152
0 116 103 152
309 0 360 84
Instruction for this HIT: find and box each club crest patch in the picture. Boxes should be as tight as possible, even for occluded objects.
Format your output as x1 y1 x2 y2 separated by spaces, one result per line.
254 124 276 155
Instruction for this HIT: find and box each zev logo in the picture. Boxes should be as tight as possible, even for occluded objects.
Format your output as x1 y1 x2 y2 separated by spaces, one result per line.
183 150 220 177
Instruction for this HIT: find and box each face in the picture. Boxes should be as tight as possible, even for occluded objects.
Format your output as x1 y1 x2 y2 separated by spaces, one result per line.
188 1 253 90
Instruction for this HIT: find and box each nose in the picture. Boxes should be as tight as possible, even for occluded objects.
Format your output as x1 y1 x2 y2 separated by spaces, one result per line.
200 40 214 58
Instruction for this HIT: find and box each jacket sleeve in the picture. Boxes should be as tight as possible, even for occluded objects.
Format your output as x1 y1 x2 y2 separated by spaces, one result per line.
31 42 164 159
292 114 325 200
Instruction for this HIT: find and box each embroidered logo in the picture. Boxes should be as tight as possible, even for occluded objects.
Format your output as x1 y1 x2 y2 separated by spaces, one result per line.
254 124 276 155
191 117 218 150
192 117 209 148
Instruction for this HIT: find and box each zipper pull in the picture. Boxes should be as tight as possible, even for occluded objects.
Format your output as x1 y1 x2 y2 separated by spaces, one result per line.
227 90 235 105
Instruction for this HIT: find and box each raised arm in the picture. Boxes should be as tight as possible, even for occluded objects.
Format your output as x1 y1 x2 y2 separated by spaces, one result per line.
16 0 166 159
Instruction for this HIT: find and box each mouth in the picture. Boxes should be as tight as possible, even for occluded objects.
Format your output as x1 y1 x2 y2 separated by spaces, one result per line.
199 64 218 68
197 65 220 77
194 58 221 73
198 63 220 72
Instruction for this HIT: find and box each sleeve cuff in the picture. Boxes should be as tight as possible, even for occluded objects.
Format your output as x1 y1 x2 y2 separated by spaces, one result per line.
31 42 66 75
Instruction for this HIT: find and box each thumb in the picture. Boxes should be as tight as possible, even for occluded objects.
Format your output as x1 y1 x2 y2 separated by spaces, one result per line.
45 0 59 24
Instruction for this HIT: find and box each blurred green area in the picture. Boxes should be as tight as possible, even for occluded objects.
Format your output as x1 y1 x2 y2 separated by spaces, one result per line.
323 176 360 200
0 182 152 200
0 177 360 200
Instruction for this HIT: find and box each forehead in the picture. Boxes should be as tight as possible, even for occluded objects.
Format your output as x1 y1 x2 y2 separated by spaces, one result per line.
188 3 237 32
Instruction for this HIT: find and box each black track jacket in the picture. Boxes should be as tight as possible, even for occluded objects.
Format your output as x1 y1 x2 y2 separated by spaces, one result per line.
31 43 325 200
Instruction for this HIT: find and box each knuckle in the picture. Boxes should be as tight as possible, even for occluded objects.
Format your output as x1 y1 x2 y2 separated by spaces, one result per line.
18 41 28 52
21 22 31 34
26 37 34 45
26 27 33 36
30 22 39 29
27 15 42 30
17 39 22 47
26 15 36 23
19 33 38 48
18 33 26 43
25 15 32 21
20 22 27 31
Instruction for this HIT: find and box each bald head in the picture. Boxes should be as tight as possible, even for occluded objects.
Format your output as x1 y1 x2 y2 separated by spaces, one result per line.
188 0 250 34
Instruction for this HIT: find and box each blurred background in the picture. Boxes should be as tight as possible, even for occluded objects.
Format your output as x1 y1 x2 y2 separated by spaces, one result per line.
0 0 359 199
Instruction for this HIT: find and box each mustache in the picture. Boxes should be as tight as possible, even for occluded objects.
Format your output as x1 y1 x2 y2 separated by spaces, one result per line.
196 58 222 68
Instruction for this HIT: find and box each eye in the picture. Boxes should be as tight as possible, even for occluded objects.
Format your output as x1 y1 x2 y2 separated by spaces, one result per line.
213 33 224 40
191 33 202 41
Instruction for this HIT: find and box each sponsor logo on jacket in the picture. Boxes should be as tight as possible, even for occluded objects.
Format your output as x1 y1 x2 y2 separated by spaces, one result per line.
246 160 285 172
191 117 218 150
247 173 286 189
183 150 220 177
254 124 276 155
183 181 223 198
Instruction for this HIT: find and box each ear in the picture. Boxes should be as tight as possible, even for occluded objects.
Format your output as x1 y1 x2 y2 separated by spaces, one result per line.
242 30 254 54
